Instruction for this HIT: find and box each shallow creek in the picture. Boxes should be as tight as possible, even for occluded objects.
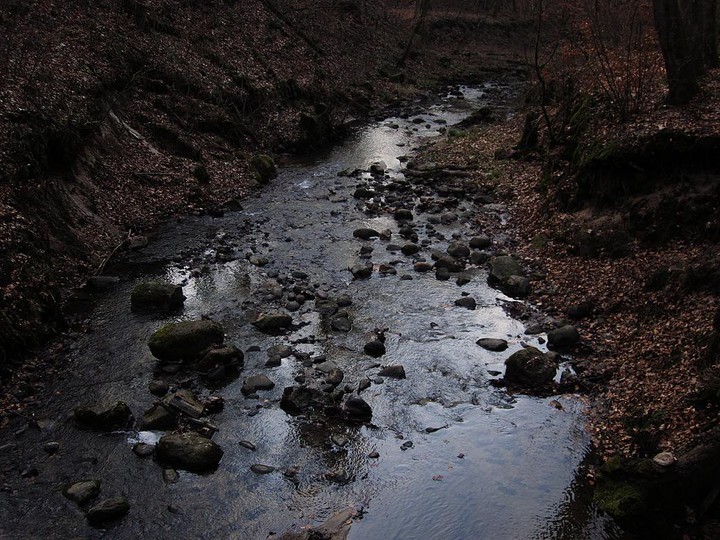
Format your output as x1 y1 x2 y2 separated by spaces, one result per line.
0 80 628 539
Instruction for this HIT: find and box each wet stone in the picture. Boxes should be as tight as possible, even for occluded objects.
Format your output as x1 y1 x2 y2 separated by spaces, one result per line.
476 338 509 352
242 375 275 395
250 464 275 475
353 228 380 240
74 401 133 431
133 443 155 458
368 451 380 459
414 262 433 273
331 315 352 332
547 325 580 348
148 380 169 397
364 340 386 358
343 396 373 422
131 281 185 313
63 479 101 505
252 313 293 333
447 242 470 258
336 294 353 307
358 379 371 392
378 365 406 379
156 432 223 472
163 468 179 483
331 434 349 447
469 236 492 249
351 262 373 279
435 267 451 281
86 496 129 526
141 404 179 431
43 441 60 454
401 243 420 255
454 297 477 310
148 320 224 362
239 440 256 451
326 368 345 386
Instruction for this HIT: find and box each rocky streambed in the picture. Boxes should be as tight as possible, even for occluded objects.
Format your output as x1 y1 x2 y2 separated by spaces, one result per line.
0 81 627 539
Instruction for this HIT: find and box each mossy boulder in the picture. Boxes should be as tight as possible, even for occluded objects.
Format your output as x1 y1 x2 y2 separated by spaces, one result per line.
148 320 224 362
594 481 649 519
130 281 185 312
250 154 277 185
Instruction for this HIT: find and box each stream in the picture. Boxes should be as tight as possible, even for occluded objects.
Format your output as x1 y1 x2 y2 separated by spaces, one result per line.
0 79 628 539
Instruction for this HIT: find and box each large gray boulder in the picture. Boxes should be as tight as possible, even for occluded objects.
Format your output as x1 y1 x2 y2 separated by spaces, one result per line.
156 432 223 472
130 282 185 312
148 320 224 362
504 346 558 388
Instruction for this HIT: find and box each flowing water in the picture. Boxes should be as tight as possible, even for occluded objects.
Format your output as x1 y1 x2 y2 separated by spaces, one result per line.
0 79 628 539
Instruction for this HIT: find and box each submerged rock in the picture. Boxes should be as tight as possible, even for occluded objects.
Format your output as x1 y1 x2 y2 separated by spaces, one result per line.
250 464 275 475
197 346 244 372
156 432 223 472
74 401 133 431
148 320 224 362
130 281 185 312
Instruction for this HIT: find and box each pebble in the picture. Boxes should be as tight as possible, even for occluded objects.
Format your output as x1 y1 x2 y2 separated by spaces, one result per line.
239 440 257 451
43 442 60 454
133 443 155 457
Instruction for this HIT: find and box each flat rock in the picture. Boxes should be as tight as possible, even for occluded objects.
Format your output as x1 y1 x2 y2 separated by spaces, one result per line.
469 236 491 249
156 432 223 472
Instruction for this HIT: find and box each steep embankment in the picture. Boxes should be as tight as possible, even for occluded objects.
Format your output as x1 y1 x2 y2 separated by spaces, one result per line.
0 0 525 370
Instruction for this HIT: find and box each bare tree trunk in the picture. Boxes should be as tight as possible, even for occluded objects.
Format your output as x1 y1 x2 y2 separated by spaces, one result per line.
653 0 702 104
398 0 432 67
701 0 719 68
